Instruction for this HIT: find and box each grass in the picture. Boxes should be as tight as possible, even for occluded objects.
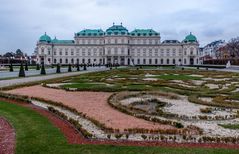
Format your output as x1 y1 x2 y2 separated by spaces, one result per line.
1 101 239 154
219 124 239 130
62 82 111 89
155 74 202 80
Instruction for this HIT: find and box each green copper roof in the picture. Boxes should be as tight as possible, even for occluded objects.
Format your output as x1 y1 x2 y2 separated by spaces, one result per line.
52 37 74 44
76 29 104 36
130 29 159 36
106 24 128 35
39 33 51 43
183 33 197 43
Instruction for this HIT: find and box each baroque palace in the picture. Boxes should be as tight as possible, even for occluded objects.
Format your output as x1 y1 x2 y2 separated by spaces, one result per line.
36 24 200 66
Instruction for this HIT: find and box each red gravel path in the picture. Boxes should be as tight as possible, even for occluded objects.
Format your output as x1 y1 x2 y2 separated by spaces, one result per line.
7 85 175 132
1 98 239 149
0 117 15 154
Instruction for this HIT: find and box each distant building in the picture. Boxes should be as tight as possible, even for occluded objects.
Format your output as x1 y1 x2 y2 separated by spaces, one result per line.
202 40 226 60
35 24 200 66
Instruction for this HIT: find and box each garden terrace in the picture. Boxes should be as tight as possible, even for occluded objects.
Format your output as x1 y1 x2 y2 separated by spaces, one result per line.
3 67 239 145
1 100 239 153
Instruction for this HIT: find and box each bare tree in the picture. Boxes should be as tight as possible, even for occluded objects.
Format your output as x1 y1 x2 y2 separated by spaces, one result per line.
227 37 239 59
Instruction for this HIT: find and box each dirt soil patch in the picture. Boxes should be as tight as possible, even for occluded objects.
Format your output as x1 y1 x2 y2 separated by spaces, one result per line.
7 85 174 131
0 117 15 154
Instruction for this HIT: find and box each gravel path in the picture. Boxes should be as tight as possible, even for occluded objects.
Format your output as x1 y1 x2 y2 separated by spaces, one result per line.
7 85 174 131
0 67 108 88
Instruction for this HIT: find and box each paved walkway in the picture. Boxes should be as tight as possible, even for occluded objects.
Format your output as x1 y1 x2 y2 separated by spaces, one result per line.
0 67 108 88
0 67 78 79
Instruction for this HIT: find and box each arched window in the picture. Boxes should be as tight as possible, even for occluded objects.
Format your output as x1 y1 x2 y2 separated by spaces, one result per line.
173 59 175 64
65 59 68 64
60 59 62 64
71 58 74 64
161 59 164 64
149 59 152 64
167 59 170 64
137 59 140 64
190 47 194 55
77 59 79 64
54 59 57 64
48 48 51 55
155 59 158 64
184 59 187 64
143 59 146 64
82 59 85 64
41 48 44 54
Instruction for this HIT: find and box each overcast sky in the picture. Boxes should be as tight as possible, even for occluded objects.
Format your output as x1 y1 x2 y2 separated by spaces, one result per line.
0 0 239 54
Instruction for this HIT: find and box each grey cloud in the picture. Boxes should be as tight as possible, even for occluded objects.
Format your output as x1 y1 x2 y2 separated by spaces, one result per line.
1 0 239 54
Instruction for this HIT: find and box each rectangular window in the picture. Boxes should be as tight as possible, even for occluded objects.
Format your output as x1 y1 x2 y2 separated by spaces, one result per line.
149 59 152 64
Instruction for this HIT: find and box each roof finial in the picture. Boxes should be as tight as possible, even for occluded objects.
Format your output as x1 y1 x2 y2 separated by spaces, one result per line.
190 32 192 35
121 22 122 26
113 22 115 26
45 32 46 35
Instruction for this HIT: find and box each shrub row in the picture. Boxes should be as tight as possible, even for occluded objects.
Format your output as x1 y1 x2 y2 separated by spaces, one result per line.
0 92 31 103
47 106 93 138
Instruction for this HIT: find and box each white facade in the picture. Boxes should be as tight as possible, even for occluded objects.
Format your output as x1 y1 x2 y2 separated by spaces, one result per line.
36 25 200 66
202 40 226 59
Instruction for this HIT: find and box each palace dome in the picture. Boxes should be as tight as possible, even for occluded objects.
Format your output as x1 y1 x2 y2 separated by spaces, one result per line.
183 33 197 43
39 33 51 43
106 23 128 35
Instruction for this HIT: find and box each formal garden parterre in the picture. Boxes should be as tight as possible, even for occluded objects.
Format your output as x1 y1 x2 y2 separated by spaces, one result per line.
2 67 239 153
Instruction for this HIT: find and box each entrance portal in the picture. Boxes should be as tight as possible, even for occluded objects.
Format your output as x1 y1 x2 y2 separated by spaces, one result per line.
190 58 194 65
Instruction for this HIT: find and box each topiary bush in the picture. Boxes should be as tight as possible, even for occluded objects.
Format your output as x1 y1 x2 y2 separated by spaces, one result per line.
76 63 80 71
56 63 61 73
9 63 14 72
68 64 72 72
25 62 28 71
18 62 25 77
83 64 87 71
36 64 40 70
40 64 46 75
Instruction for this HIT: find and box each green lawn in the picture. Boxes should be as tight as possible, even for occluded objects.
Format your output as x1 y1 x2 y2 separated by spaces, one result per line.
0 100 239 154
155 74 202 80
219 124 239 130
